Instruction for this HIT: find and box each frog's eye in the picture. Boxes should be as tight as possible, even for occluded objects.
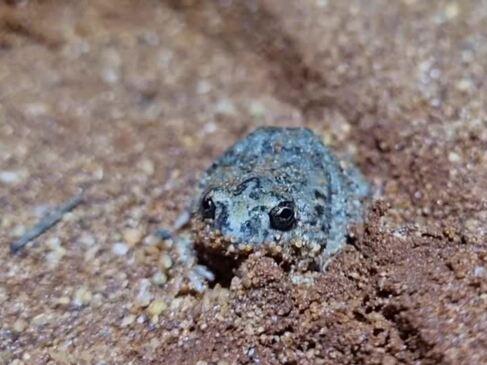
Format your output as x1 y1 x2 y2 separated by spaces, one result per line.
269 201 296 231
201 193 216 220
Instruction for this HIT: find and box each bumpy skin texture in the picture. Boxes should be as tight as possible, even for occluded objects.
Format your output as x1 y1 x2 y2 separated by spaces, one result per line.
191 127 369 270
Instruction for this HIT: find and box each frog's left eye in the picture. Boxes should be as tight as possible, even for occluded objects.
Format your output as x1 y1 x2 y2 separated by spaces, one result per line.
269 201 296 231
201 193 216 220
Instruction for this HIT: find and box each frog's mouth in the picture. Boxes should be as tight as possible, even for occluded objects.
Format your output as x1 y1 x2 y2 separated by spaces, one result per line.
191 217 256 258
191 217 322 286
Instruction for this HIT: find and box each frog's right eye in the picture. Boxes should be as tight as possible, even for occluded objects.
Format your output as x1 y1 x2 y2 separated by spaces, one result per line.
201 193 216 220
269 201 296 231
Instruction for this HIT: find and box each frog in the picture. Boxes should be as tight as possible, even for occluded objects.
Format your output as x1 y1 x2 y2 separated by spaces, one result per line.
186 126 369 280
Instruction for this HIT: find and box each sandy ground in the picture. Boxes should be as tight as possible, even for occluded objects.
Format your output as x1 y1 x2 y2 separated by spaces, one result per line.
0 1 486 364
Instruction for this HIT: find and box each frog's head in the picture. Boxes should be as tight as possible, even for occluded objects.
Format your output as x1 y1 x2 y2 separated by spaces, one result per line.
194 175 298 247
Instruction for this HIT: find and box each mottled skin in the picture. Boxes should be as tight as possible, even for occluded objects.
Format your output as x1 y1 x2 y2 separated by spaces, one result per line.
191 127 369 271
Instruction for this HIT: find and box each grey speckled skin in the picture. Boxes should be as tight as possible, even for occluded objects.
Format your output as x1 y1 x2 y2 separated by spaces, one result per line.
191 127 369 271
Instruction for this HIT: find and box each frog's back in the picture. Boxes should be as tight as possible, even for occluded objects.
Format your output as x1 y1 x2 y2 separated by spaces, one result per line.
205 127 331 180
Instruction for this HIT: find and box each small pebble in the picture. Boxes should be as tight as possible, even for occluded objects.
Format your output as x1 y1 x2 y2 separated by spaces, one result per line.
202 121 217 134
444 2 459 20
474 266 486 277
139 159 155 176
100 49 120 83
448 151 462 163
24 102 49 116
12 225 26 238
0 287 8 304
73 287 93 307
143 234 162 246
55 296 71 306
173 211 190 230
456 78 473 92
12 319 27 333
123 228 143 246
46 238 66 267
135 279 153 308
194 265 215 282
120 314 136 328
215 98 237 116
0 171 23 184
31 313 50 327
91 293 103 308
47 237 62 249
21 354 30 361
112 242 129 256
102 64 119 82
160 254 173 270
151 271 167 286
196 80 212 94
79 233 96 247
248 100 266 118
147 299 167 318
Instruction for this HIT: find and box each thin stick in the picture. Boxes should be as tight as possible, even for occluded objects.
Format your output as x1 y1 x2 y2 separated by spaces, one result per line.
10 193 84 254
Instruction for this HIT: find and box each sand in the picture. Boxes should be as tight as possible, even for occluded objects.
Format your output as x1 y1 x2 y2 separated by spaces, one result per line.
0 1 486 364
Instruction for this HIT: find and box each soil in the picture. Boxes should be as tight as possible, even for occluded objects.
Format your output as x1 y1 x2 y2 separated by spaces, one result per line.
0 1 486 364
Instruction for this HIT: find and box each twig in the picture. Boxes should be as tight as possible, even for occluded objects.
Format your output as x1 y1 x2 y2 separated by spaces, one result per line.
10 193 84 254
